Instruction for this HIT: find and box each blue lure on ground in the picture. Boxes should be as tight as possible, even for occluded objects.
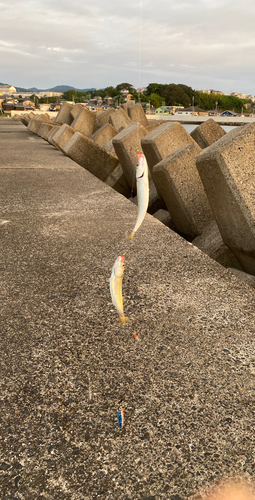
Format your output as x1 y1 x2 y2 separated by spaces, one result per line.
118 408 125 428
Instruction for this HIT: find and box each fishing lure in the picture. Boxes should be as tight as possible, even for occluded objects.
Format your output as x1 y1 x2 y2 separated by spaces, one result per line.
128 151 149 239
118 407 125 429
133 331 141 342
110 254 129 325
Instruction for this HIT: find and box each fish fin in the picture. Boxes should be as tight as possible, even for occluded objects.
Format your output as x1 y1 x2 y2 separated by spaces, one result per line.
127 233 134 240
119 315 130 325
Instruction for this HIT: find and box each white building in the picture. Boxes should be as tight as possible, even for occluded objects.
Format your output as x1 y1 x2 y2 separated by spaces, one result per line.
0 85 16 95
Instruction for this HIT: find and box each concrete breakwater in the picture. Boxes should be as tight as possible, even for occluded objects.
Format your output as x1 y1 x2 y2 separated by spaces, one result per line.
18 103 255 279
147 113 255 127
1 110 255 499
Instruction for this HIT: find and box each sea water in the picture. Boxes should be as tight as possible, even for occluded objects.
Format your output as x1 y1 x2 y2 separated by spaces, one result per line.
183 124 236 134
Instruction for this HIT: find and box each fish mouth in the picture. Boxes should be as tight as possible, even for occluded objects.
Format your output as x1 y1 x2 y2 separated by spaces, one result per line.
137 171 144 179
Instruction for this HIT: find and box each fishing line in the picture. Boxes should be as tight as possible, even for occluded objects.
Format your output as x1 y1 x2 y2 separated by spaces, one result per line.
138 0 143 94
132 0 143 199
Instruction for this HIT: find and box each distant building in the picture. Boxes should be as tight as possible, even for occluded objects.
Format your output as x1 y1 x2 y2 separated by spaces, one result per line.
155 106 170 115
0 85 16 95
48 103 61 111
230 92 248 99
137 87 147 94
89 96 102 106
199 89 223 95
103 96 114 106
155 106 180 115
12 91 63 99
176 106 208 116
120 89 133 101
19 98 35 108
210 90 224 95
220 110 238 117
37 91 63 98
3 102 15 111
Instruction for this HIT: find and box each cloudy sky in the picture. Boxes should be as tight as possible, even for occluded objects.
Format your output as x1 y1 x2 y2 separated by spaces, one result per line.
1 0 255 94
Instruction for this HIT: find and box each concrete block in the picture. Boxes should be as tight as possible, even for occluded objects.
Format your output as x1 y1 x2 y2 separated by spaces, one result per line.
93 109 116 132
112 122 147 192
121 101 135 114
90 123 118 148
71 107 96 137
153 143 213 239
196 122 255 274
27 116 37 132
52 124 76 153
20 114 31 126
145 121 161 134
103 139 117 156
37 122 55 140
104 163 131 198
191 118 226 149
28 114 50 134
54 103 74 125
127 103 149 127
153 209 173 227
193 221 243 269
41 123 56 140
109 107 132 132
141 122 196 179
47 125 62 146
70 104 83 120
147 179 166 214
63 131 119 181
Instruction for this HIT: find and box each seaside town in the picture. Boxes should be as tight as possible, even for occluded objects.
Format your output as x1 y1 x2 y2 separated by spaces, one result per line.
1 82 255 117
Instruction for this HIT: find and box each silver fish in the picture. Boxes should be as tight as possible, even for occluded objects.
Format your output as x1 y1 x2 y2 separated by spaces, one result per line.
128 152 149 239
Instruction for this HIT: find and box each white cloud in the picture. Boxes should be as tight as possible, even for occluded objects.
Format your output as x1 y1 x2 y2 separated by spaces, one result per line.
0 0 254 93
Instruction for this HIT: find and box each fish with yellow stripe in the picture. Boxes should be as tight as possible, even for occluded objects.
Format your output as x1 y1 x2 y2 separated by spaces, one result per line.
110 254 129 325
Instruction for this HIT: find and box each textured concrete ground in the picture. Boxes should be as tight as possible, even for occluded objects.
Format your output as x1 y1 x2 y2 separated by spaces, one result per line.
1 119 255 499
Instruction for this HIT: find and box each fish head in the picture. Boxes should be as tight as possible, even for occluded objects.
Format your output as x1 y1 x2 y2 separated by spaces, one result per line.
136 153 147 180
115 254 125 277
119 253 125 264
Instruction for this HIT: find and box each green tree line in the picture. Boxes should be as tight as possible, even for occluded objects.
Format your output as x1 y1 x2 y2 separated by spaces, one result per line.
37 83 251 112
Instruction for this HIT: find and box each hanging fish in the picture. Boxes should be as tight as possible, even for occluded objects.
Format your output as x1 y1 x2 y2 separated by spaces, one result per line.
110 254 129 325
128 152 149 239
118 407 125 429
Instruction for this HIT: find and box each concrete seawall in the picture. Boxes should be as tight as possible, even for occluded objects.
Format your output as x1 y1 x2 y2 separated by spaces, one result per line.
1 119 255 499
147 113 255 126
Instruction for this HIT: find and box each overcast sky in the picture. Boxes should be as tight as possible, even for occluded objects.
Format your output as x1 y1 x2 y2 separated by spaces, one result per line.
1 0 255 94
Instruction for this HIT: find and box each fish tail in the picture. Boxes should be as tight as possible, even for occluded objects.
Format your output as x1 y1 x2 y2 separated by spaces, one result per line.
127 233 134 240
119 315 130 325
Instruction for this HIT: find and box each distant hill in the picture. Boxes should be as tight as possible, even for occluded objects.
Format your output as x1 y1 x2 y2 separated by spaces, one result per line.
47 85 96 93
1 83 97 94
14 85 96 93
16 87 31 92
